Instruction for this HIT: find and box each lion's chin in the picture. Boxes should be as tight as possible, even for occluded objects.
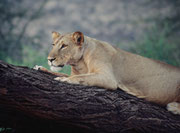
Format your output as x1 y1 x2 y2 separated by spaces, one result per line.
50 66 62 72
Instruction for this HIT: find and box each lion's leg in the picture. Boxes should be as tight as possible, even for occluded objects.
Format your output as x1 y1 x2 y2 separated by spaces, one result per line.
55 73 118 90
167 102 180 115
34 65 69 77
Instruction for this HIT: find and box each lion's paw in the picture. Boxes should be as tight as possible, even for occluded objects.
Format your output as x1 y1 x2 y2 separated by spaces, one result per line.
167 102 180 115
54 77 79 84
54 77 68 82
33 65 43 70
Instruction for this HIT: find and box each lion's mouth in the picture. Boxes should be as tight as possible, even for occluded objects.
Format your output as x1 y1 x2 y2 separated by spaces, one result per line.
50 66 63 72
48 60 65 72
57 64 64 67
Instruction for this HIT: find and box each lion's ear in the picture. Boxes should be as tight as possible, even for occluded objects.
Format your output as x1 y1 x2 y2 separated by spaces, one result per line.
52 31 60 40
72 31 84 45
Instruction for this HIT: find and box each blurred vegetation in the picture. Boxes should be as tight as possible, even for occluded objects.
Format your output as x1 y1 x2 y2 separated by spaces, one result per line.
0 0 71 75
128 0 180 67
0 0 51 70
130 23 180 66
152 0 180 34
0 0 47 62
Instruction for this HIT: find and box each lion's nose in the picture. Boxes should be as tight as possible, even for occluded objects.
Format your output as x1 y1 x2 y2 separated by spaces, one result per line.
48 57 56 62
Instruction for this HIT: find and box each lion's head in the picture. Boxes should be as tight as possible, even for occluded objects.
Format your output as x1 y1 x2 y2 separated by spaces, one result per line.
47 31 84 72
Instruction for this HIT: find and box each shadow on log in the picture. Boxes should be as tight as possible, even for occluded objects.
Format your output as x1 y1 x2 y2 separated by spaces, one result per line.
0 60 180 133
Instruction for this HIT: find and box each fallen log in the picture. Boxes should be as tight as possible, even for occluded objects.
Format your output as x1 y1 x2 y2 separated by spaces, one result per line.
0 60 180 133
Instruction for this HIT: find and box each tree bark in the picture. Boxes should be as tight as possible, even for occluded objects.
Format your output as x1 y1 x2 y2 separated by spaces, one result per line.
0 60 180 133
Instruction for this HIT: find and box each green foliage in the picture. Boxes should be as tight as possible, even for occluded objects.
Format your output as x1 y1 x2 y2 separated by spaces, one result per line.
130 25 180 66
5 45 47 67
0 128 11 133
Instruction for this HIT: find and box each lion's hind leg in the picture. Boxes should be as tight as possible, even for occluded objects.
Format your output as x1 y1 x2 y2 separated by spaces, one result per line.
167 102 180 115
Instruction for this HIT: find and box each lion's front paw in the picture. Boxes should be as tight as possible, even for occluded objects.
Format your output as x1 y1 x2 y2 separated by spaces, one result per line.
33 65 44 70
167 102 180 115
54 77 79 84
54 77 68 82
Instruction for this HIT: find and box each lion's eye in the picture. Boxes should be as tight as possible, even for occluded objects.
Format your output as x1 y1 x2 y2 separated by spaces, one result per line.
52 43 55 46
60 44 68 49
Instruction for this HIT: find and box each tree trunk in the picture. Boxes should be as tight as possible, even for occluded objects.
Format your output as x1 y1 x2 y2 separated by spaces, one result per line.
0 60 180 133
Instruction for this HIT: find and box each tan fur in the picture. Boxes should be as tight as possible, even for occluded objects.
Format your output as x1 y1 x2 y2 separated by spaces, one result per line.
39 31 180 114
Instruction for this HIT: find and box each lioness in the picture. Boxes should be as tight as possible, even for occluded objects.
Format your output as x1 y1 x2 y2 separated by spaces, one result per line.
34 31 180 114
